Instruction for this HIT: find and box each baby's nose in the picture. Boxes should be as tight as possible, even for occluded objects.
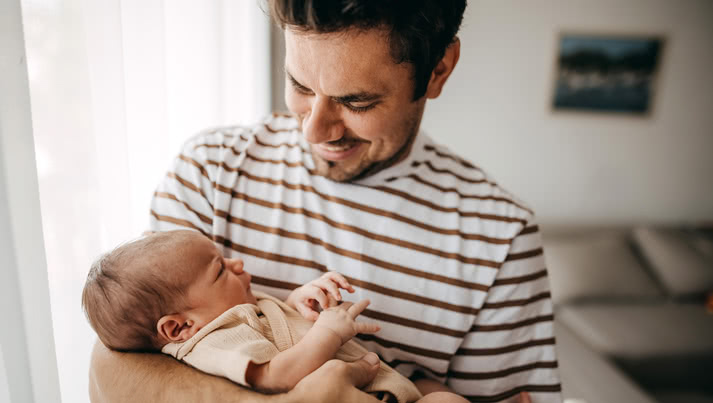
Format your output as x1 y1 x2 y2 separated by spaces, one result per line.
227 258 244 274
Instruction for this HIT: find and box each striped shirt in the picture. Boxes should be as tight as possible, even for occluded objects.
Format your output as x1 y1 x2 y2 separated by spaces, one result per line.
149 114 562 402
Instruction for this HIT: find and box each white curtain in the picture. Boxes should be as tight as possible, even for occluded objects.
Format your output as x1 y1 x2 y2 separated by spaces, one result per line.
20 1 271 401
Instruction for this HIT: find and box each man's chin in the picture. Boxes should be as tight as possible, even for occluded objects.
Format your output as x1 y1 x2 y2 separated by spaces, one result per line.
312 157 364 182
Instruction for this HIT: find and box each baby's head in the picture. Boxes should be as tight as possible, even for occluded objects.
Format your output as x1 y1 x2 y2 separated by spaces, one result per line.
82 230 256 352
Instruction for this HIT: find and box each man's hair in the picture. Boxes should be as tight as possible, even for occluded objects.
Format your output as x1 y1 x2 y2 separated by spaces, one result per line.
81 232 195 352
268 0 467 100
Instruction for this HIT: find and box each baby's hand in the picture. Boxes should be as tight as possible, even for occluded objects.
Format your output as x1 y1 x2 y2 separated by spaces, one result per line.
314 299 380 345
286 272 355 321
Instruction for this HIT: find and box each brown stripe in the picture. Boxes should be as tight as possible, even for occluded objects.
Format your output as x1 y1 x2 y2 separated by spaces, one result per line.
385 359 447 378
344 277 478 315
470 314 554 332
413 160 489 185
149 210 207 237
176 156 212 186
217 236 329 273
481 292 551 309
505 247 543 262
360 309 467 338
247 153 304 168
250 274 300 291
400 174 533 214
456 337 556 356
449 361 558 380
518 225 539 236
215 212 492 290
254 135 307 151
154 192 212 225
424 144 477 170
270 112 294 119
355 334 452 361
191 134 250 156
464 384 562 402
227 191 509 263
166 171 214 212
492 269 548 287
264 123 292 133
373 183 531 221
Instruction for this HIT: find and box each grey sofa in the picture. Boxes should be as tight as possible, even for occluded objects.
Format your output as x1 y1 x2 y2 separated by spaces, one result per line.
543 226 713 403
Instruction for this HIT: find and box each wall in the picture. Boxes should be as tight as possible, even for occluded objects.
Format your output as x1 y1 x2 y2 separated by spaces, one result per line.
420 0 713 225
0 346 11 403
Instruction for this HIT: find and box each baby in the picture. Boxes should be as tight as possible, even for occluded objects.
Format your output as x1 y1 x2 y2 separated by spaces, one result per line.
82 230 467 403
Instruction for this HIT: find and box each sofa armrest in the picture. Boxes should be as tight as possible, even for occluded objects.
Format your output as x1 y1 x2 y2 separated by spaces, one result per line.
555 321 656 403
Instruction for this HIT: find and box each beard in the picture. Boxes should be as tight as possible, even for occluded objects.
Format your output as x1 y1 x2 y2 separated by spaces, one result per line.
307 122 420 182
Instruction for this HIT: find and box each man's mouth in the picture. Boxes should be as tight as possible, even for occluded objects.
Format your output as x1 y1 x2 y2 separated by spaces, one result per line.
313 138 367 161
322 138 362 151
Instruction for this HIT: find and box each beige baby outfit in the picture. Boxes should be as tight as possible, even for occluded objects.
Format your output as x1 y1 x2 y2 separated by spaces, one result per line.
163 291 422 403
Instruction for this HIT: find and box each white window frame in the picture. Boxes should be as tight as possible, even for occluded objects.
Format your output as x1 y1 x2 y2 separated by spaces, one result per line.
0 0 62 401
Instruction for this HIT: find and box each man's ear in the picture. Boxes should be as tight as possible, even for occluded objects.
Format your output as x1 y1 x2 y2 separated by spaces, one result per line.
157 314 198 343
425 38 461 99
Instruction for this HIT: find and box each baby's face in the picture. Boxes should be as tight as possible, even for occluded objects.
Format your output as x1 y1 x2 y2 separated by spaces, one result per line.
168 231 258 331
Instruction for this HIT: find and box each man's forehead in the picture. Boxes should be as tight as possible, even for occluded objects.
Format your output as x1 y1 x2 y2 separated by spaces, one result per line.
284 28 406 96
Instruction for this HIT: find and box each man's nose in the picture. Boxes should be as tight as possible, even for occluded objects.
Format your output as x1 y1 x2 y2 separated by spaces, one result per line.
302 96 344 144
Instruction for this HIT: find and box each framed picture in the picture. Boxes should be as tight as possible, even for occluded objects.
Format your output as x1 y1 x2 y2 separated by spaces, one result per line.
552 33 664 115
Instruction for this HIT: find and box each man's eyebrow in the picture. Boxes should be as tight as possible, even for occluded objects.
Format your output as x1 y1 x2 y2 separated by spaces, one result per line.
286 70 382 103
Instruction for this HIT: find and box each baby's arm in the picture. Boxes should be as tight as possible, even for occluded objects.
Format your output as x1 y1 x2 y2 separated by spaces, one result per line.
245 299 379 393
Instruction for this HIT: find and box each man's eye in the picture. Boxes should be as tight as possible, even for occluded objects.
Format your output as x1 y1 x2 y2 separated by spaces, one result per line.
293 84 313 95
345 102 375 113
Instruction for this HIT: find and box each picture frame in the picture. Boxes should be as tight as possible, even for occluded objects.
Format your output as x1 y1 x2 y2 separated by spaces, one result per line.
551 32 665 116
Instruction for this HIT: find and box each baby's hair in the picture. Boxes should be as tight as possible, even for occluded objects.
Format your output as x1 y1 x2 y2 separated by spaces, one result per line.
81 231 197 352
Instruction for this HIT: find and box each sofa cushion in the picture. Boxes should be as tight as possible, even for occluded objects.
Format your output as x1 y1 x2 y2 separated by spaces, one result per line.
632 228 713 298
544 234 663 305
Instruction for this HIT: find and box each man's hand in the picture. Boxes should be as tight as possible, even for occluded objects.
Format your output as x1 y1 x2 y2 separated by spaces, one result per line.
290 352 382 403
313 299 380 345
286 272 355 320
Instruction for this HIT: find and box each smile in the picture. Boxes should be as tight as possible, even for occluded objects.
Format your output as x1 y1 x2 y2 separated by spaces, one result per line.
313 141 364 161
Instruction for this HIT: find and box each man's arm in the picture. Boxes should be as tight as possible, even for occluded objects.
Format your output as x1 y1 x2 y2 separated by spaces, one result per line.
90 340 381 403
89 341 285 403
447 222 562 402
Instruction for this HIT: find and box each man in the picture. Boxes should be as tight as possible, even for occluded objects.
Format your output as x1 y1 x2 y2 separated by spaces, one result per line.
90 1 561 402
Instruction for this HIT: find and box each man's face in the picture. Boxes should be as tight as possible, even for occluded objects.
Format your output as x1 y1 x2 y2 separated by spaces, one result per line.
284 28 427 182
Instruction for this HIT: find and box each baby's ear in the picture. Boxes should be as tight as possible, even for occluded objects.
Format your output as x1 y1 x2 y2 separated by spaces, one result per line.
157 314 197 343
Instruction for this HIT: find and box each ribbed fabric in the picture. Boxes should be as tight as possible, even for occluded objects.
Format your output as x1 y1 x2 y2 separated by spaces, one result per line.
163 291 422 402
150 114 562 402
